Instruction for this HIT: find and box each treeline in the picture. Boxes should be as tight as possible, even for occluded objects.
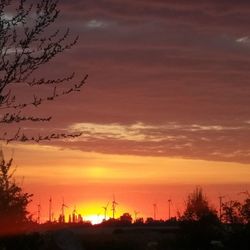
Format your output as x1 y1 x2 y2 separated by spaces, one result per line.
0 157 250 230
0 159 250 249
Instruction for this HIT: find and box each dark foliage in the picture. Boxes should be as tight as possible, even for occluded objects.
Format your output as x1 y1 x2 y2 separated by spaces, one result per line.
178 187 222 250
0 157 32 235
222 200 243 224
241 198 250 223
0 233 42 250
181 186 218 222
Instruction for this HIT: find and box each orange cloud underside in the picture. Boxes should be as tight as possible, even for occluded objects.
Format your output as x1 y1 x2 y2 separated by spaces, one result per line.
11 143 250 184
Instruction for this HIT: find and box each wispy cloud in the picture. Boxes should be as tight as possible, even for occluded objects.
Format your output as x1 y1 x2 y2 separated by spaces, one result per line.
236 36 250 45
70 122 246 139
85 19 115 29
60 122 250 163
69 122 164 142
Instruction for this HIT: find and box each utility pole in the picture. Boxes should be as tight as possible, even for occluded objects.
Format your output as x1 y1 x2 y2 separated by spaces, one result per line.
111 196 118 219
49 197 52 222
168 199 171 220
72 206 77 223
102 202 109 220
153 203 157 220
61 198 68 223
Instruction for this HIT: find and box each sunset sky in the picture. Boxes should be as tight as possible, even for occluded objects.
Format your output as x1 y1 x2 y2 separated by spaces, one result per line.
2 0 250 223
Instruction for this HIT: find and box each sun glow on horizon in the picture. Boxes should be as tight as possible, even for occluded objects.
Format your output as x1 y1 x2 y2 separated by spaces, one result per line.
34 199 134 224
2 143 249 224
84 214 107 225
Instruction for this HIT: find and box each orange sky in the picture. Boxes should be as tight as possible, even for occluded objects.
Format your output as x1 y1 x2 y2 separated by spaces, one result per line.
1 1 250 225
3 144 249 223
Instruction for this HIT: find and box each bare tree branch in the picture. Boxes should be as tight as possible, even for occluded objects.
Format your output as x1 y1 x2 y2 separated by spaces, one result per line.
0 0 87 143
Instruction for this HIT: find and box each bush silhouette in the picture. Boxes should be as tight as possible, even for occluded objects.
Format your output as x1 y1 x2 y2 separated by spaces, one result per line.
0 157 32 235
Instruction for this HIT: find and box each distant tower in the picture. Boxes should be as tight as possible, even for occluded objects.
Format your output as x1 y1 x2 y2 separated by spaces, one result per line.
72 206 77 223
153 203 157 220
61 198 68 223
49 197 52 222
111 196 118 219
102 202 109 221
168 199 171 220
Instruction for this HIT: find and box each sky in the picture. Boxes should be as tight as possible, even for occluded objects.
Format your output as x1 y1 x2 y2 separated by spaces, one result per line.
1 0 250 223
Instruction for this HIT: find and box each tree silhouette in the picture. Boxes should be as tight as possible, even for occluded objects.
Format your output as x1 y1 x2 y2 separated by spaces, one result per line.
222 200 243 224
0 0 87 143
179 187 221 250
181 187 218 221
241 198 250 224
0 155 32 235
119 212 132 225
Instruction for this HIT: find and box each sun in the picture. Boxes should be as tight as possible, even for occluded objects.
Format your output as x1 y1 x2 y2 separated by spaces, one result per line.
84 214 107 225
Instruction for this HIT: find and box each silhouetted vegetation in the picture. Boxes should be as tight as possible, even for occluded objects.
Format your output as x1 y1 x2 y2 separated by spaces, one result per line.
0 0 87 143
177 187 221 250
0 185 250 249
221 195 250 224
181 186 218 222
0 156 33 235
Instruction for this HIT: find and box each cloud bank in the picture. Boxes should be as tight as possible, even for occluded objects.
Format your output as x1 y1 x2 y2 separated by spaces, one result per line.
5 0 250 164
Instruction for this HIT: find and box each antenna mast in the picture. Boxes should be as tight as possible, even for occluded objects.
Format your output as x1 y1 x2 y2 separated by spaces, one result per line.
153 203 157 220
61 198 68 223
102 202 109 220
168 199 171 220
49 197 52 222
111 196 118 219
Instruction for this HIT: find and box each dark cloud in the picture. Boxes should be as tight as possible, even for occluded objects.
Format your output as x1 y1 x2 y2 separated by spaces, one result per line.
58 0 250 34
3 0 250 164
